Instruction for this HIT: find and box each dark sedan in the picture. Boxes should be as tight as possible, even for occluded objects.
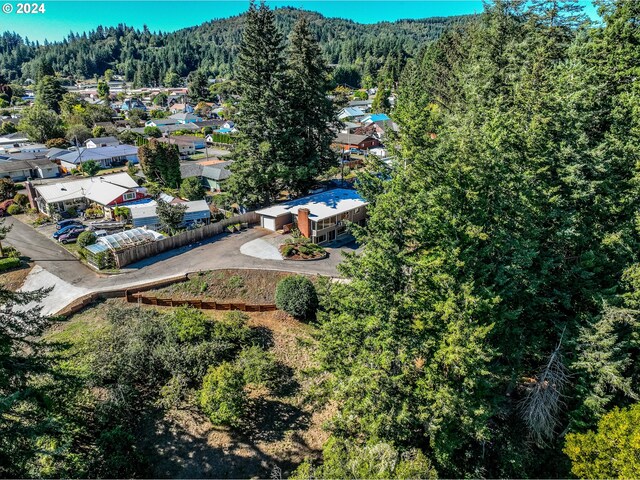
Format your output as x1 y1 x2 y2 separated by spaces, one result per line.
58 226 86 244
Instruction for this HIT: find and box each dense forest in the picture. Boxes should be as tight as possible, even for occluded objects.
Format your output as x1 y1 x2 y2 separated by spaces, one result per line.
0 8 466 86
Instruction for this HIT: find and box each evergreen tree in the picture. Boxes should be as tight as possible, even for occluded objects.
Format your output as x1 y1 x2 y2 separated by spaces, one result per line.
281 15 338 195
187 70 209 103
138 139 181 188
35 75 65 113
227 0 288 206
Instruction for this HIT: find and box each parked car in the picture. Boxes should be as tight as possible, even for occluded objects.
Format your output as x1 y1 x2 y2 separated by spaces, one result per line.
58 226 86 244
53 223 84 239
56 219 83 230
93 230 108 238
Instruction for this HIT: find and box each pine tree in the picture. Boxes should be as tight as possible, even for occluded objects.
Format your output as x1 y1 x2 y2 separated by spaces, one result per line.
281 15 338 196
35 75 65 113
227 0 288 206
187 70 209 103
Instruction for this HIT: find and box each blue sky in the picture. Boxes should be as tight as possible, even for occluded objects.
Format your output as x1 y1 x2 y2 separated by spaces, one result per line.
1 0 600 43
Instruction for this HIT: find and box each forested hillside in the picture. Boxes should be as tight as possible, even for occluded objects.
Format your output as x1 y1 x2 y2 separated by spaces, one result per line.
0 8 466 85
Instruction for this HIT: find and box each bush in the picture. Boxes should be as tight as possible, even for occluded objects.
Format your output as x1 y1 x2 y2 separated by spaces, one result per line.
199 362 246 426
236 346 280 389
6 204 22 215
3 246 20 258
66 207 77 217
32 213 49 226
275 275 318 319
84 207 103 218
13 193 28 207
281 244 295 257
77 231 97 248
0 257 21 271
168 307 210 342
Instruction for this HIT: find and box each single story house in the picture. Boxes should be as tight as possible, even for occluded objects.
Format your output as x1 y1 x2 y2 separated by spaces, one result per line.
145 118 180 128
256 188 367 244
338 107 366 121
130 123 199 135
121 98 147 111
58 145 139 171
362 113 391 124
156 137 196 157
169 112 203 124
32 172 147 216
347 99 373 112
171 135 206 149
129 199 211 230
0 158 59 181
333 132 381 151
86 136 120 149
0 132 30 148
170 103 195 114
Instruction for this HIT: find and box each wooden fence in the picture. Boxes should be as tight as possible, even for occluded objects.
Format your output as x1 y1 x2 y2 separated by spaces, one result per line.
125 292 277 312
112 211 260 268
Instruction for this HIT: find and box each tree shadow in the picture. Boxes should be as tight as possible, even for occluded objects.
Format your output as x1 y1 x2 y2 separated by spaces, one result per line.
138 405 314 479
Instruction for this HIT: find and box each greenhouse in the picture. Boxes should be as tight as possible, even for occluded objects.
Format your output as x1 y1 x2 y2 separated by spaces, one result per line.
96 228 164 252
84 228 163 270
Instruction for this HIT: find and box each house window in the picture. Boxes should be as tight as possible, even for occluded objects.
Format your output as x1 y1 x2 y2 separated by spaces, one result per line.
122 192 136 201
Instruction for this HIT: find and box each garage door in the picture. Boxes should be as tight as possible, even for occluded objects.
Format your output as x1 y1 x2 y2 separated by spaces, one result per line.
262 216 276 231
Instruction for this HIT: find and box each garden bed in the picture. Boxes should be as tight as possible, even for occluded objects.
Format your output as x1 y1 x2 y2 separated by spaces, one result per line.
279 241 327 261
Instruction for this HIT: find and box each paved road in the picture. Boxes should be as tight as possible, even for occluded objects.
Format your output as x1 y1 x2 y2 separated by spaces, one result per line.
5 217 353 313
5 217 100 286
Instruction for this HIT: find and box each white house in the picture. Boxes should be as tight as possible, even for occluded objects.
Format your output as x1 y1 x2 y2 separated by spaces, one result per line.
256 188 368 244
338 107 366 121
32 172 147 215
85 136 120 149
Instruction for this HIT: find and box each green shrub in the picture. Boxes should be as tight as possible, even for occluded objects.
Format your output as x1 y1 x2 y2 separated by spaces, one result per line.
77 231 97 248
168 307 210 342
32 213 49 226
275 275 318 319
281 244 295 257
236 346 280 389
85 207 103 218
3 246 20 258
0 257 21 271
212 311 251 344
13 193 28 207
199 362 246 426
6 204 22 215
66 207 77 217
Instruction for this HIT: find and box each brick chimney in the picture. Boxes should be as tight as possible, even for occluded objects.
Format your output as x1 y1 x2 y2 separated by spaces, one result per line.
297 208 311 239
25 181 37 210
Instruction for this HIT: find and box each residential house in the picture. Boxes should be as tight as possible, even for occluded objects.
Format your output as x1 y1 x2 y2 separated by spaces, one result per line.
168 112 203 124
31 172 147 216
202 161 232 191
130 123 200 135
0 132 30 148
46 148 72 160
256 188 367 245
347 99 373 112
85 136 120 149
338 107 366 121
170 103 195 114
0 158 58 181
120 98 147 111
156 137 196 158
333 132 380 151
129 199 210 230
145 118 180 128
58 145 139 171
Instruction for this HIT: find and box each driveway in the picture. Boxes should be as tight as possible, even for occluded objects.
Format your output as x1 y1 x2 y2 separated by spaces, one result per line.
5 218 355 315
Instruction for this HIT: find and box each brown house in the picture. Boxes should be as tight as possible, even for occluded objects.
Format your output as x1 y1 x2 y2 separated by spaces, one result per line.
333 132 380 151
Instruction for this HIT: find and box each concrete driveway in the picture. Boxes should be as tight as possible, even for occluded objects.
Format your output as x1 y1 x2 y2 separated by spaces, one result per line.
5 218 355 315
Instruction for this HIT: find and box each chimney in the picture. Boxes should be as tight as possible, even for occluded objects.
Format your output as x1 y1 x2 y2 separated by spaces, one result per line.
25 181 37 210
297 208 311 239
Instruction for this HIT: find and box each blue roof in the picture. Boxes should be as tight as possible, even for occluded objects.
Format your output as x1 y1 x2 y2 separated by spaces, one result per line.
365 113 390 122
217 128 232 133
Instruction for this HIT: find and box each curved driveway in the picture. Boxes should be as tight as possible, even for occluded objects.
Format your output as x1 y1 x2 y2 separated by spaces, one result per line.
5 217 351 314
